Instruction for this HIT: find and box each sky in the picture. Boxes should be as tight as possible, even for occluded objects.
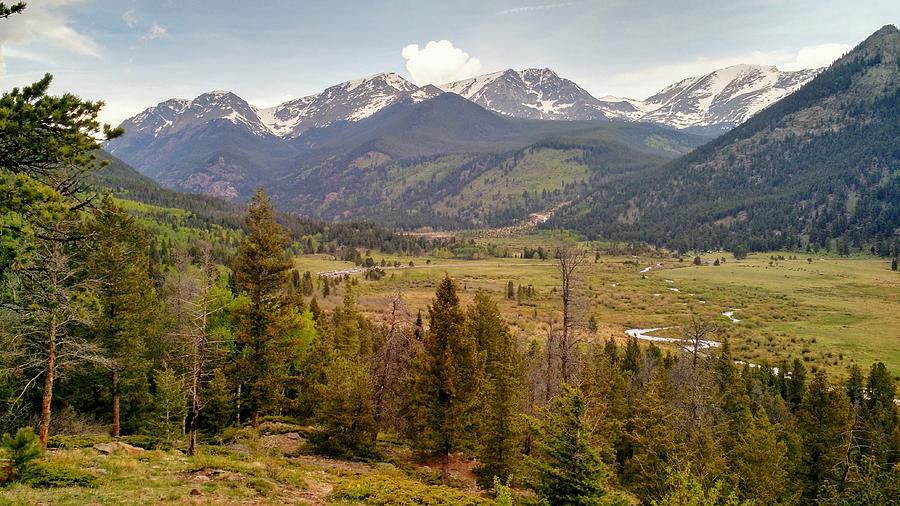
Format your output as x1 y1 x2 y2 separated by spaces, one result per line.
0 0 897 126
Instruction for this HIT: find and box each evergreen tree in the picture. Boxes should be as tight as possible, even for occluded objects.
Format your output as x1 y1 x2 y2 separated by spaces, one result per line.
796 370 852 500
313 354 377 457
314 284 377 457
528 384 609 505
150 363 187 444
403 275 480 482
468 291 522 487
86 196 158 436
232 189 296 428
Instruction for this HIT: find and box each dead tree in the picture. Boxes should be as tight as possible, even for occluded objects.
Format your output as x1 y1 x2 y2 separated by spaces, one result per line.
176 241 226 456
3 240 108 446
678 314 718 436
555 245 588 385
371 291 420 432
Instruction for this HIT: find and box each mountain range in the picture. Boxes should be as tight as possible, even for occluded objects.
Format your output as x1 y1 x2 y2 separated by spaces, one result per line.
112 63 822 147
106 62 824 203
105 25 899 251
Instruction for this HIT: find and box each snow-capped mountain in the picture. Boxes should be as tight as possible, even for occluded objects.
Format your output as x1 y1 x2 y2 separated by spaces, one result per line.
114 65 824 151
441 64 822 129
118 90 274 140
440 68 622 121
636 64 823 129
114 73 440 144
257 73 440 137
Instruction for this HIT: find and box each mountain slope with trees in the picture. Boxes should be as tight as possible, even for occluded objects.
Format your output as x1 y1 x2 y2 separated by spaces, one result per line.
554 25 900 254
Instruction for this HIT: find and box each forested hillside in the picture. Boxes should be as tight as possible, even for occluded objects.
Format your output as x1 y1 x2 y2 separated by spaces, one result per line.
554 25 900 254
277 118 705 229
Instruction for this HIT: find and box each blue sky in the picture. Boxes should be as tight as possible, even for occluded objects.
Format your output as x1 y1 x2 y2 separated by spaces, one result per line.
0 0 897 126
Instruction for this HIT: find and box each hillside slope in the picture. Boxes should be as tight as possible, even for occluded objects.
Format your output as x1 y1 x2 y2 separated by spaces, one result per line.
554 25 900 253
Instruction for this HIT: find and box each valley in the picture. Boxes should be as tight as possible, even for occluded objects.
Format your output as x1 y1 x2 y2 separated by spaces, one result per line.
295 233 900 376
2 3 899 503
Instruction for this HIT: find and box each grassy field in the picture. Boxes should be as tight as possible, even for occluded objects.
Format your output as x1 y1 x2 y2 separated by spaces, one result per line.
0 424 492 505
298 238 900 378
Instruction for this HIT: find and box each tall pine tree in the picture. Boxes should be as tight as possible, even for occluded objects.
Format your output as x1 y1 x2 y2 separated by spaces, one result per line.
232 189 295 428
404 275 481 482
468 291 522 487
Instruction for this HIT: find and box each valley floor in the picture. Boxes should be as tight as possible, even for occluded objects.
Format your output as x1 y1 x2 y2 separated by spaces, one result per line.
302 235 900 377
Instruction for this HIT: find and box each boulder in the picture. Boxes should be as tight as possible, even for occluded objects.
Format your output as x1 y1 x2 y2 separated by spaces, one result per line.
93 441 146 455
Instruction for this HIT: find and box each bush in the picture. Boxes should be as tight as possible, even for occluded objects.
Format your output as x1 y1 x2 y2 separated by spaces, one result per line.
329 470 488 505
1 427 41 483
20 460 99 488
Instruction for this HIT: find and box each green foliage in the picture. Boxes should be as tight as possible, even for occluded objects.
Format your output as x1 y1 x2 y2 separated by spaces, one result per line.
148 364 187 443
404 276 482 480
1 427 41 482
653 467 746 506
528 385 609 505
0 74 121 275
0 2 26 19
469 291 523 487
797 370 853 500
329 468 490 505
19 460 98 488
231 189 298 427
312 354 377 458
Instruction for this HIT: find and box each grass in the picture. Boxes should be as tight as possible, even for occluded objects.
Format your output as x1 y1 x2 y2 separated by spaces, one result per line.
297 240 900 378
0 431 491 505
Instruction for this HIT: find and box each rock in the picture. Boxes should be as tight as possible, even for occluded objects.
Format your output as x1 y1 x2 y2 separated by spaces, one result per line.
93 441 146 455
284 432 301 440
190 488 202 496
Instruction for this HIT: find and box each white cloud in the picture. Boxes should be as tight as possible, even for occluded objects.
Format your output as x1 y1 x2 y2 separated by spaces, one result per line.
401 40 482 85
0 0 100 76
248 93 297 109
497 2 576 15
141 23 168 41
782 43 851 70
122 9 138 28
598 42 851 100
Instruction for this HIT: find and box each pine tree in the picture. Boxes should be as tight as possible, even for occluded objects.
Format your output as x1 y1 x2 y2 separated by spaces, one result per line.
314 284 377 457
150 363 187 444
86 196 158 437
796 370 852 500
403 275 480 483
468 291 522 487
528 384 609 505
232 189 296 428
313 354 377 457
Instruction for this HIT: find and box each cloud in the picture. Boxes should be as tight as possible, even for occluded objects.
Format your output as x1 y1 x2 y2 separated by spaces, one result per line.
401 40 482 85
141 23 168 41
0 0 100 76
599 42 851 99
783 43 851 70
122 9 138 28
248 94 297 109
497 2 576 15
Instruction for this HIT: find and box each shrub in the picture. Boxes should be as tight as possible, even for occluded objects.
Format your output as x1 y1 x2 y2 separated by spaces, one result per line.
20 460 99 488
1 427 42 483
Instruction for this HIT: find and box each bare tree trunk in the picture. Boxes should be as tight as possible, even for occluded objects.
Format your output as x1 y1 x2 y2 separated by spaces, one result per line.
545 322 556 404
556 246 586 385
40 311 57 447
111 366 120 437
441 446 450 484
